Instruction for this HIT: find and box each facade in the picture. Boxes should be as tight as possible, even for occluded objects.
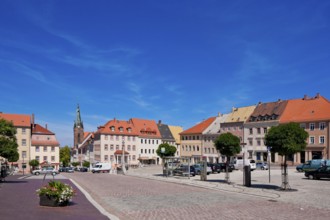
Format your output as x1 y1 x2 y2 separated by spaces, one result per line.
168 125 183 157
280 94 330 164
202 113 229 163
131 118 162 165
0 113 31 172
180 117 217 163
76 132 94 167
31 124 60 169
245 100 288 163
93 118 140 166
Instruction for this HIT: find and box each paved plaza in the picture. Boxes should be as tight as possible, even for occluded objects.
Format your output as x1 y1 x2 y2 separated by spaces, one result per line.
64 165 330 220
1 166 330 220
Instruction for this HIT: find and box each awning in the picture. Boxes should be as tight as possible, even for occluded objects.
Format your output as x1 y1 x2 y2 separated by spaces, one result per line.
138 157 150 160
114 150 130 155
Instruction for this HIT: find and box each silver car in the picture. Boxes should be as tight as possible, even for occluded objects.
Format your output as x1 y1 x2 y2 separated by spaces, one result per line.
32 167 59 176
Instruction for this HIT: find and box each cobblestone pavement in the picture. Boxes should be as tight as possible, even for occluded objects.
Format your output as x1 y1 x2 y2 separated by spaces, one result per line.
61 165 330 220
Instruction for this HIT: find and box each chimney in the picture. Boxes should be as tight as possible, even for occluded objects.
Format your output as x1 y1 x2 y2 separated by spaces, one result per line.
303 94 308 100
316 93 320 98
278 99 281 102
45 124 48 129
258 101 262 105
158 120 162 125
32 113 35 126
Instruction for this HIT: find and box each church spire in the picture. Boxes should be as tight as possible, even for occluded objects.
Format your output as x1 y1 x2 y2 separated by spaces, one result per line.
74 104 84 128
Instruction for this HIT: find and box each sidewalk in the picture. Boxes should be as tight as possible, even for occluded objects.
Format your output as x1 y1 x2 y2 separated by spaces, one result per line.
0 175 109 220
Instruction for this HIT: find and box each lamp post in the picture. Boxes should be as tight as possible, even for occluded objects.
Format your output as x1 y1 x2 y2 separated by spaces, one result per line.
122 137 126 174
89 139 94 171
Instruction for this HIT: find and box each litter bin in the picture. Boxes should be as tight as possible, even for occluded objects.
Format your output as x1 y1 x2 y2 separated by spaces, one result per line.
243 165 251 187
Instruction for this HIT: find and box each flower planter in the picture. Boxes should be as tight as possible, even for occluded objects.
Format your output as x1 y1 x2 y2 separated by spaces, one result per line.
39 195 69 207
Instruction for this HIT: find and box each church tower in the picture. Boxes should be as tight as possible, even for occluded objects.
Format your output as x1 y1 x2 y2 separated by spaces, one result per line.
74 104 84 148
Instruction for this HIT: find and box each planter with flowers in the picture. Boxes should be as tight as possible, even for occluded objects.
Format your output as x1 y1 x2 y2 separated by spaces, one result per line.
36 180 76 207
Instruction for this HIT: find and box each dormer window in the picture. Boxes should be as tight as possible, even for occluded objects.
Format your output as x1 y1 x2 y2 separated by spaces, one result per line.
110 126 115 132
127 127 132 133
119 127 123 132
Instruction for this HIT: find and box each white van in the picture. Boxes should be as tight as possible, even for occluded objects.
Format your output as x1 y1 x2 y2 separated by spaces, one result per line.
91 163 111 173
233 159 256 171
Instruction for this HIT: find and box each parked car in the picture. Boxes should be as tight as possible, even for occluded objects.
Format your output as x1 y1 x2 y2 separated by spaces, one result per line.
256 162 268 170
296 163 304 172
219 163 234 172
32 167 59 176
58 167 66 172
65 167 74 173
208 163 221 173
173 165 196 176
305 166 330 180
80 167 88 172
232 159 256 171
302 159 330 172
193 164 212 175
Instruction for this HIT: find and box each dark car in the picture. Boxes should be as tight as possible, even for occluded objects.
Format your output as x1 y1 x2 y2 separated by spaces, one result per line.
58 167 66 172
80 167 88 172
64 167 74 173
208 163 221 173
218 163 234 172
173 165 196 176
296 163 304 172
305 166 330 180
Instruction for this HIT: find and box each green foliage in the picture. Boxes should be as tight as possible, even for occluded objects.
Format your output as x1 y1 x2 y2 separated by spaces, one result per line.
214 133 241 157
0 119 19 161
265 122 309 157
29 159 40 170
82 161 90 168
156 143 177 158
60 146 71 167
71 162 80 167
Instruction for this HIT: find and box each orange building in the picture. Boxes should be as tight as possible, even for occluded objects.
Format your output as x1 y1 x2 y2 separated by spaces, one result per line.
280 93 330 163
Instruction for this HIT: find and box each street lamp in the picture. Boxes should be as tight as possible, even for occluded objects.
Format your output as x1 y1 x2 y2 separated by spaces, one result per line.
89 139 94 171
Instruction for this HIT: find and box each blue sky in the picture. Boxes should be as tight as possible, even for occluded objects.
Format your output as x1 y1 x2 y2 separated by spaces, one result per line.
1 0 330 147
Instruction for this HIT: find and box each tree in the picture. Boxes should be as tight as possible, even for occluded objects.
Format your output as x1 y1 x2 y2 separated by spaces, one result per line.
0 119 19 161
265 122 308 190
29 159 40 171
71 162 80 167
156 143 177 158
60 145 71 167
214 132 241 183
82 161 90 168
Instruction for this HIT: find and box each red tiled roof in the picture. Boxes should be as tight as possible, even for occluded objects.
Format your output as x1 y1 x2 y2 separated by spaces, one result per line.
0 113 31 127
96 119 139 136
180 117 217 134
130 118 161 138
32 124 54 135
114 150 129 155
280 94 330 123
84 132 94 139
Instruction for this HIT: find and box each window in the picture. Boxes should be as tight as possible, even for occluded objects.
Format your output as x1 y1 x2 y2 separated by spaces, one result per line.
132 145 136 151
111 126 115 131
141 139 143 144
152 149 154 153
104 155 108 161
249 128 253 135
35 156 40 161
116 136 119 141
148 149 151 154
51 147 55 152
249 139 253 146
51 156 55 162
43 156 47 162
110 145 114 150
110 135 114 140
197 146 199 151
152 140 154 144
145 149 147 154
141 149 143 154
320 122 325 130
189 146 192 151
310 136 315 144
36 146 40 152
127 145 131 151
197 136 199 140
22 151 27 158
132 137 135 141
110 155 114 161
257 140 261 146
127 136 131 141
22 139 26 146
263 128 267 134
22 128 26 135
116 145 119 150
43 146 47 152
310 123 315 131
119 127 123 132
105 135 108 140
257 128 261 134
132 155 136 160
104 144 108 151
320 136 325 144
156 140 159 144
